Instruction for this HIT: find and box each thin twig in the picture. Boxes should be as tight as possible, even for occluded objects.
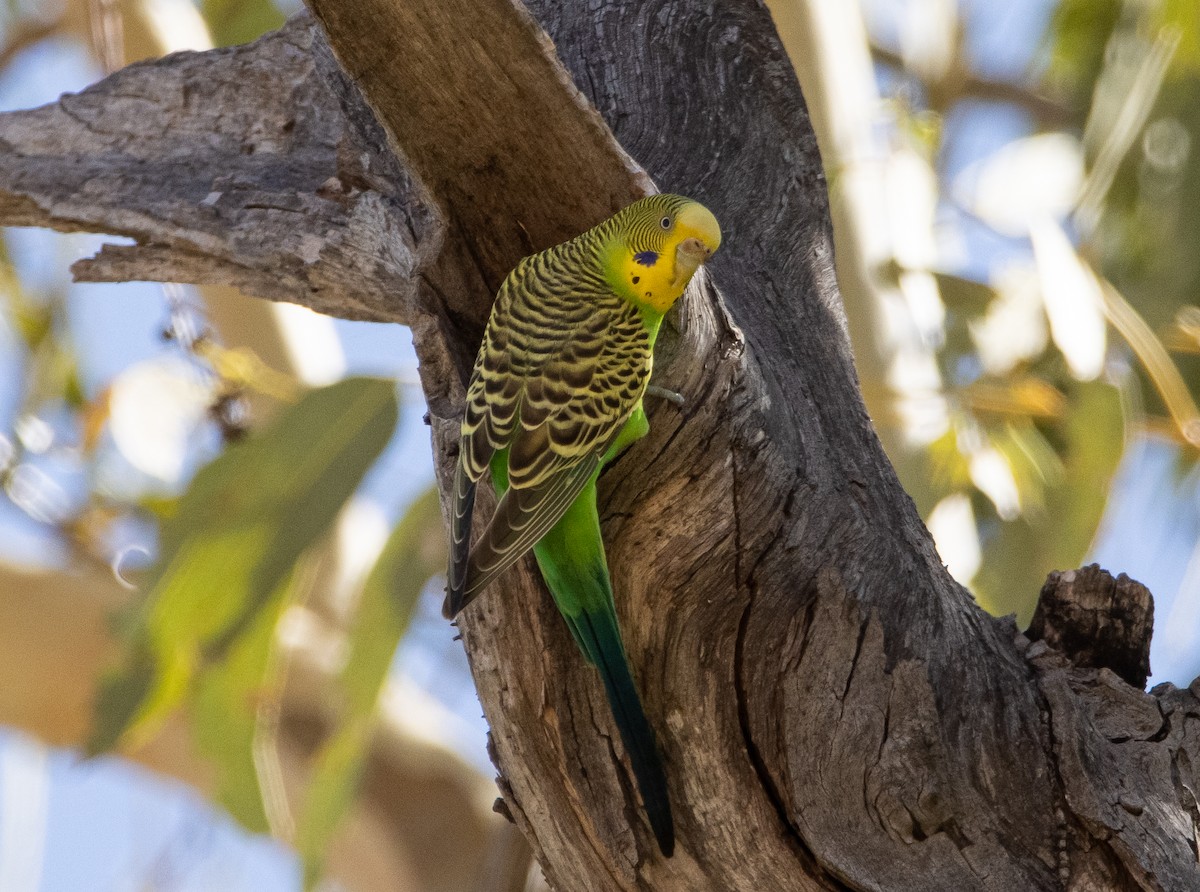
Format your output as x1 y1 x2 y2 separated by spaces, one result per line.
869 41 1073 127
1100 278 1200 448
0 17 62 72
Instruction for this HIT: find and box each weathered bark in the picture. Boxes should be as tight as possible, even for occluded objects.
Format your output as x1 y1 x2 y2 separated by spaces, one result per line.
1030 565 1154 690
1 5 1198 891
0 17 437 322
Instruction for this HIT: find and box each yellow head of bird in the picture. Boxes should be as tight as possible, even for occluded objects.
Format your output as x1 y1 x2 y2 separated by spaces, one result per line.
610 195 721 312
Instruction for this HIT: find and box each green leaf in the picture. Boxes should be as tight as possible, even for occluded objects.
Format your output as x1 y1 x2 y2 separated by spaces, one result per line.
1049 381 1128 567
973 381 1125 625
199 0 286 47
90 377 399 753
295 485 446 886
932 271 999 311
1160 0 1200 74
89 639 157 754
990 420 1064 517
191 567 295 832
1046 0 1122 104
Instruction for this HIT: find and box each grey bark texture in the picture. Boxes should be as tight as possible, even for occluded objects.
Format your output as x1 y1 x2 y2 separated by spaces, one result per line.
0 3 1197 890
1030 565 1154 690
0 16 436 322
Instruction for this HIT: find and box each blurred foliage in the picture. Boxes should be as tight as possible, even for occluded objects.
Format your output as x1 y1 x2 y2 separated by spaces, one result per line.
200 0 285 48
0 240 89 534
90 378 396 751
0 241 78 397
1045 0 1122 107
1047 0 1200 328
865 0 1200 624
1161 0 1200 74
87 377 443 886
1 207 438 886
295 484 445 886
973 381 1125 616
0 0 1196 885
1052 4 1200 452
0 3 459 885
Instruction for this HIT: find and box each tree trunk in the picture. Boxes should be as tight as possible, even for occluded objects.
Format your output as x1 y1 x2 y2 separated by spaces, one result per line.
0 4 1197 890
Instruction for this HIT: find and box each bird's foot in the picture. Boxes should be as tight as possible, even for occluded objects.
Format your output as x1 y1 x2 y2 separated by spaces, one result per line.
646 385 685 407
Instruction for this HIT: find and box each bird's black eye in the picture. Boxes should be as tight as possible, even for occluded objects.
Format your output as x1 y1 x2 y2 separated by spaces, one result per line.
660 216 671 229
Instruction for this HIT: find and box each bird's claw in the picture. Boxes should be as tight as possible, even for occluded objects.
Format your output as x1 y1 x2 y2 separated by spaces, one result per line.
646 385 685 407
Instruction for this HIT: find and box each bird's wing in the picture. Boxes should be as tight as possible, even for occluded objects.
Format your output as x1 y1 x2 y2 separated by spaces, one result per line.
444 458 478 617
446 271 539 616
449 270 650 612
456 453 601 603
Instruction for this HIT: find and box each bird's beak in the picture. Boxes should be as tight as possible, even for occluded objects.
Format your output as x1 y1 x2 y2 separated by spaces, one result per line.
671 203 721 287
677 236 712 262
676 202 722 259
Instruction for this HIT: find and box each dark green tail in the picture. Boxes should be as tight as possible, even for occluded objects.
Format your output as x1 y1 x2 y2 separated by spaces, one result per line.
565 605 675 857
530 480 674 856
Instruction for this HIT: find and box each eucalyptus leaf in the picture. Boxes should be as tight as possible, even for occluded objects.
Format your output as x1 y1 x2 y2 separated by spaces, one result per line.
191 567 295 832
200 0 286 47
90 377 398 754
931 271 999 311
296 484 446 886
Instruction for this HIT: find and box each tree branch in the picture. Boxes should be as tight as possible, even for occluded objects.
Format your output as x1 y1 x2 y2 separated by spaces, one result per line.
1029 564 1154 689
869 41 1074 127
0 16 438 323
0 5 1196 890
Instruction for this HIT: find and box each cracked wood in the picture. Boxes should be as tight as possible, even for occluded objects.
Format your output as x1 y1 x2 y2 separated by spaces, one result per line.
0 16 438 322
0 3 1197 890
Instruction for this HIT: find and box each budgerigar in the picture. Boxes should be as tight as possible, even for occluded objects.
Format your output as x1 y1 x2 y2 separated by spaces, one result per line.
444 194 721 857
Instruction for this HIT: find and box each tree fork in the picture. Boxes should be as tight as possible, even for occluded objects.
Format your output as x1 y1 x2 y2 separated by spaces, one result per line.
0 3 1195 889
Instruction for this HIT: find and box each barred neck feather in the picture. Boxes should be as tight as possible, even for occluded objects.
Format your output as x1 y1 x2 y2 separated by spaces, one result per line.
506 194 719 331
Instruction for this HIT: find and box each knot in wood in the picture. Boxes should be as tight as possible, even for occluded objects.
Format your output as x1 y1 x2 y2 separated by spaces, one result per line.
1027 564 1153 689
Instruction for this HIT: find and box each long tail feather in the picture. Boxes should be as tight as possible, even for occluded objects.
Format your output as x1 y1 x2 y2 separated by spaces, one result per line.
572 607 674 856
